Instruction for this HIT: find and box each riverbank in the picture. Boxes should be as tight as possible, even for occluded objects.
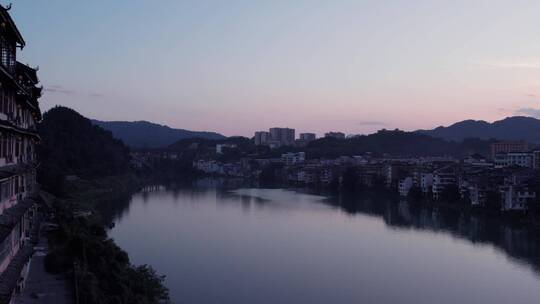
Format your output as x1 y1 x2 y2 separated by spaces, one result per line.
322 185 540 232
42 174 170 304
248 176 540 231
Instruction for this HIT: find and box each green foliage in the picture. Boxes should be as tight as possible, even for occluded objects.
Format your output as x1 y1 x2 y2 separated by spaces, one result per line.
44 249 72 274
258 163 284 183
128 265 170 304
305 130 490 159
47 203 170 304
37 106 131 195
140 157 200 182
407 186 423 202
341 167 359 192
484 190 502 211
439 184 461 203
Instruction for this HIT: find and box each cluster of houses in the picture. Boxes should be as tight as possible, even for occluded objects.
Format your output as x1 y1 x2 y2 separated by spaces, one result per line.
130 150 180 169
193 140 540 213
193 158 252 177
385 158 539 212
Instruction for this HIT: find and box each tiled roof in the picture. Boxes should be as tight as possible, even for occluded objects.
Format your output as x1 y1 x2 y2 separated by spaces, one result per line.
0 5 25 47
16 62 38 84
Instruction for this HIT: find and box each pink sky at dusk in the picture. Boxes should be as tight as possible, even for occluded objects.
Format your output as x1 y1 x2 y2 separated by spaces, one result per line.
9 0 540 137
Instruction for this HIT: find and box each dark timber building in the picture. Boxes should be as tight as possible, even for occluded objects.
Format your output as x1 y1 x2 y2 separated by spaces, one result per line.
0 4 42 304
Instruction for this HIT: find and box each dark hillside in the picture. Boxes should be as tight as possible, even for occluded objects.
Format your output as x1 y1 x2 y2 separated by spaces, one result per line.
38 106 131 193
92 120 225 148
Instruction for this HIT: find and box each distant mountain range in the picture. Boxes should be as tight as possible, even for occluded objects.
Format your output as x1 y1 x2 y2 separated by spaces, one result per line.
417 116 540 144
91 120 225 148
92 115 540 149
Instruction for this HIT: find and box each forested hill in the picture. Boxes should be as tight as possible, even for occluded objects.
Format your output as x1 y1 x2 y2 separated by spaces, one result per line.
38 106 131 192
304 130 491 159
92 120 225 148
164 130 491 160
417 116 540 143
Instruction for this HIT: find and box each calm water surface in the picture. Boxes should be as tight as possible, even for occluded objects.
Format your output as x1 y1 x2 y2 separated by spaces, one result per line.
108 181 540 304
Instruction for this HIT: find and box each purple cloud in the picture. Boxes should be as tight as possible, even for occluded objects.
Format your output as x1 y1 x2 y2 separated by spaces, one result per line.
43 85 74 95
516 108 540 118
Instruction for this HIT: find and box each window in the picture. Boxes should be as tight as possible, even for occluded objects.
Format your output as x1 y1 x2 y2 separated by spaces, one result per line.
12 222 20 244
0 87 4 115
0 37 14 74
0 236 10 266
0 90 14 120
14 139 18 157
1 135 6 158
0 180 11 201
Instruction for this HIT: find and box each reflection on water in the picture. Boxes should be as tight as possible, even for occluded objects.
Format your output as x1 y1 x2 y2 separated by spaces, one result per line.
106 179 540 304
327 193 540 273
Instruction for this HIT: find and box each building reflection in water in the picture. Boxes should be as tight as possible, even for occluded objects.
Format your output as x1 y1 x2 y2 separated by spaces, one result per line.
328 192 540 273
102 180 540 275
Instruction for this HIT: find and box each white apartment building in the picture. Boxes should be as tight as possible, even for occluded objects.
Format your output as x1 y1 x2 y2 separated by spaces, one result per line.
398 177 413 196
281 152 306 166
432 167 456 200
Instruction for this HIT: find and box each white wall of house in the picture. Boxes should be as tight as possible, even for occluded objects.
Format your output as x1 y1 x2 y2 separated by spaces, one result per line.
501 186 536 211
398 177 413 196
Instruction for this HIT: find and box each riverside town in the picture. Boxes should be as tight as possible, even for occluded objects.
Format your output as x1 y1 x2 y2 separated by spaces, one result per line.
143 130 540 213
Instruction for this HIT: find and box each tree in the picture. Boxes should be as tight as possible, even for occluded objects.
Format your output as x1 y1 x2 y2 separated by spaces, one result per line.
38 106 131 195
341 167 359 192
259 163 283 183
407 186 423 202
484 190 502 212
439 184 461 203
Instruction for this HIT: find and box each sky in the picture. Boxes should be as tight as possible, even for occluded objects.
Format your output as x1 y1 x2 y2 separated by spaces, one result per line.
8 0 540 136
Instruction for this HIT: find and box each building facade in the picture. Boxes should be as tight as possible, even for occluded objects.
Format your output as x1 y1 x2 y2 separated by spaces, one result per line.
295 133 316 147
0 5 42 303
254 131 270 146
490 141 529 159
494 152 534 168
299 133 316 142
255 128 296 147
432 166 456 200
281 152 306 166
269 128 295 146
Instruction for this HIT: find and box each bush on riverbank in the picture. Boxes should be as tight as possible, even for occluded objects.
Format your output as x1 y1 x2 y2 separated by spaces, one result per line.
46 196 170 304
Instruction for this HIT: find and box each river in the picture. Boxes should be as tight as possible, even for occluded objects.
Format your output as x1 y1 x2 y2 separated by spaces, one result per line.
107 180 540 304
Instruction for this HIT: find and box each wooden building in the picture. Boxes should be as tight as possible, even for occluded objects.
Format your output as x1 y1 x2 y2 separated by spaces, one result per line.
0 4 42 303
